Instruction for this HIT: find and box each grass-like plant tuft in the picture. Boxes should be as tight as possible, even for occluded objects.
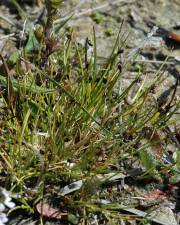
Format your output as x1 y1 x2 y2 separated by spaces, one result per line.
0 1 179 224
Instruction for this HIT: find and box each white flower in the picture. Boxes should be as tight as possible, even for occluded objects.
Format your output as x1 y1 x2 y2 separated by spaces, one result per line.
1 188 15 209
0 204 5 212
1 189 8 199
0 188 16 224
4 197 15 209
0 213 8 224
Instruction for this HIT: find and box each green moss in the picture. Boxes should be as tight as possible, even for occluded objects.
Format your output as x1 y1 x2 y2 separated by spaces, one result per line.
91 12 104 24
105 28 114 37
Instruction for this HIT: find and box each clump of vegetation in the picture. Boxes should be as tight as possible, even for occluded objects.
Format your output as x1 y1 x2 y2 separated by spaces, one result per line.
91 12 104 24
0 0 179 224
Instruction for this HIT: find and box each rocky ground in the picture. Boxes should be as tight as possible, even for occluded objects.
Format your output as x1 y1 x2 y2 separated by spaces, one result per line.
0 0 180 224
0 0 179 109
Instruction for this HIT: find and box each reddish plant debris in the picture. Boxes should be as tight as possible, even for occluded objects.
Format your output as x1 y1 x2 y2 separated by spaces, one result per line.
144 189 167 201
36 201 67 219
167 31 180 43
156 27 180 44
144 185 178 201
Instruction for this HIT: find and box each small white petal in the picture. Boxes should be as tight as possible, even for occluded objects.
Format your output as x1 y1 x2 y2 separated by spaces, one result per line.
0 204 5 212
0 213 8 223
4 200 15 209
67 162 75 168
1 189 9 198
4 197 11 202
